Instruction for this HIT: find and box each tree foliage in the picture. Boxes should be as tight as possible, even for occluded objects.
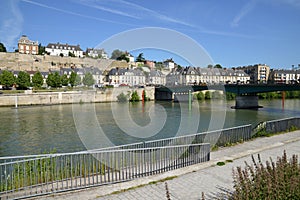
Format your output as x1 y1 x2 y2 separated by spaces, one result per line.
116 54 129 62
214 64 222 68
111 49 123 59
117 92 128 102
16 71 30 89
0 70 15 87
130 91 140 102
61 74 69 86
0 43 7 52
69 71 77 87
38 43 46 55
68 51 75 57
82 72 95 86
32 71 44 88
46 72 61 88
136 53 145 62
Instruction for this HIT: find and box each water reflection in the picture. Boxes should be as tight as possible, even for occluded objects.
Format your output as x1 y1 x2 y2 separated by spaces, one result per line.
0 99 299 156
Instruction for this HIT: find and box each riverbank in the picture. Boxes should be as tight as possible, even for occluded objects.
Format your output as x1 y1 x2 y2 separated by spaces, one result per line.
39 130 300 200
0 86 155 107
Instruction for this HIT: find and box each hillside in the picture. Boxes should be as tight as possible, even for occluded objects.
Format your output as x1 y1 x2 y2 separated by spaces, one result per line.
0 52 129 72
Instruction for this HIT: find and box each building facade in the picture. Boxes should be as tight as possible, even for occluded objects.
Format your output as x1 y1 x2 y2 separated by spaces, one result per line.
18 35 39 55
237 64 270 83
86 48 108 59
45 43 83 57
269 69 300 84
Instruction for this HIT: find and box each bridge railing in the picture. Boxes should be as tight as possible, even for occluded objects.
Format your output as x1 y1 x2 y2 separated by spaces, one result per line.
265 117 300 133
0 144 210 200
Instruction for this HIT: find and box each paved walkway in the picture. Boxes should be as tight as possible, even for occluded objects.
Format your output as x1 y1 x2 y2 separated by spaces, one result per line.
41 131 300 200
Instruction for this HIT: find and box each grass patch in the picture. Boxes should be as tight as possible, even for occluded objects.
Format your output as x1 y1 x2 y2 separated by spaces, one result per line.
216 161 225 166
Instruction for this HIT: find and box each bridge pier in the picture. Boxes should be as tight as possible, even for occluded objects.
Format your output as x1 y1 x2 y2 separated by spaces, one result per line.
233 95 263 109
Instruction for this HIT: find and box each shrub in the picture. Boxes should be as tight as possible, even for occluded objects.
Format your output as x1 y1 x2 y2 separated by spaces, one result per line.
130 91 140 102
117 92 128 102
205 91 212 99
231 151 300 199
195 92 205 100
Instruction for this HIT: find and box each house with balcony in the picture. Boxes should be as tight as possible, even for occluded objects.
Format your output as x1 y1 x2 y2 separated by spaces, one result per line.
236 64 270 83
18 35 39 55
45 43 83 57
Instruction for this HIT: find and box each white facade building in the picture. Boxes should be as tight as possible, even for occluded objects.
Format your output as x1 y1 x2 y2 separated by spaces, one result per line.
45 43 83 57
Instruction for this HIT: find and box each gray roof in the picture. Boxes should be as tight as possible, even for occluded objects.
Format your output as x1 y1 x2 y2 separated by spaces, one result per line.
46 43 83 51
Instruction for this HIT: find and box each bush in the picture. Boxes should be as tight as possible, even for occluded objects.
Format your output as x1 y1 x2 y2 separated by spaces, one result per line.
231 151 300 199
130 91 140 102
117 92 128 102
195 92 205 100
205 91 211 100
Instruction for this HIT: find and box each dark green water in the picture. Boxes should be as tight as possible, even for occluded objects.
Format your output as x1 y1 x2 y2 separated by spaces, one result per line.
0 99 299 156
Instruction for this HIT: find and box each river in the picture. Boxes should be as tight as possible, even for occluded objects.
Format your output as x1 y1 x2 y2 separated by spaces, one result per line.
0 99 300 157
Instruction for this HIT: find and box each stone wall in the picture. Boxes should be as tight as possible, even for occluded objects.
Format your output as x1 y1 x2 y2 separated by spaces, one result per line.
0 87 155 107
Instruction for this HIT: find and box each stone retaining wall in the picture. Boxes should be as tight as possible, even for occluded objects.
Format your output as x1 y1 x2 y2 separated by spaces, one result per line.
0 87 154 107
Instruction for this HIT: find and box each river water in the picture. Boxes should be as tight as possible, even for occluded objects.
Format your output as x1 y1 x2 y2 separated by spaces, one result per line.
1 99 300 157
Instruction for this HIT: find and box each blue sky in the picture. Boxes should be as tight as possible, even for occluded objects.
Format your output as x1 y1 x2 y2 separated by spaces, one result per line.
0 0 300 69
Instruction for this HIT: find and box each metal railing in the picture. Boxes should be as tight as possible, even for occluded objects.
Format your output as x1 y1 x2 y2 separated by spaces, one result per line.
266 117 300 133
97 124 252 151
0 144 210 200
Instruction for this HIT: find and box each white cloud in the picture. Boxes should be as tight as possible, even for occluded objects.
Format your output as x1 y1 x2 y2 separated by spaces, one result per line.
231 0 257 27
0 0 23 50
78 0 196 28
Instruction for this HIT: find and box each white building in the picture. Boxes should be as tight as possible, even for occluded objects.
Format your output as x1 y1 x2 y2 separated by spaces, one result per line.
108 68 145 86
147 70 166 85
45 43 83 57
163 58 175 70
86 48 108 59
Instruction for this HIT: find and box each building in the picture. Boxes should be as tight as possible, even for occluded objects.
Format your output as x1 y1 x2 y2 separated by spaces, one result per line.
125 52 135 62
86 48 108 59
144 60 155 69
163 58 175 70
147 70 166 85
107 68 145 86
18 35 39 55
237 64 270 83
269 69 300 84
166 67 250 86
45 43 83 57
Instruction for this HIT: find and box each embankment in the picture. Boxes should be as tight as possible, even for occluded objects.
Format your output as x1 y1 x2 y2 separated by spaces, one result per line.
0 87 154 107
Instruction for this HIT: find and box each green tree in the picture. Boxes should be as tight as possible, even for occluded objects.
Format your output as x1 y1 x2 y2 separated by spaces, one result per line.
0 43 7 52
61 74 69 86
111 49 123 59
214 64 222 69
16 71 30 89
116 54 129 62
46 72 61 88
32 71 44 88
82 72 95 86
207 64 213 69
38 43 46 55
68 51 75 57
69 71 77 87
0 70 15 87
130 91 140 102
75 75 81 86
136 53 145 62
